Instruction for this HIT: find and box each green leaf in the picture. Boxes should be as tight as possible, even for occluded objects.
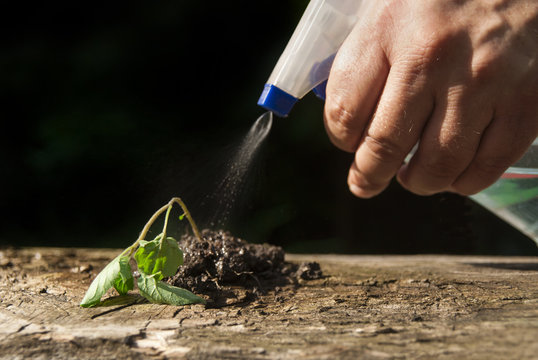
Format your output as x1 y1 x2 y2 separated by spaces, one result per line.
80 255 131 307
134 234 183 278
113 256 134 295
137 274 206 305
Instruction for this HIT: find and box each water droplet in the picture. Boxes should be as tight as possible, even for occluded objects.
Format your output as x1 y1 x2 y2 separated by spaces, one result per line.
205 112 273 228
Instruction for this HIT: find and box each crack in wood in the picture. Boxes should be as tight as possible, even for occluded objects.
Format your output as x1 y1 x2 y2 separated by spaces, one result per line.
15 323 31 334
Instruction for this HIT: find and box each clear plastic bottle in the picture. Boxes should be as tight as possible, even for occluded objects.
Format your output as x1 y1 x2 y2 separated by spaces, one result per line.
258 0 365 117
471 139 538 244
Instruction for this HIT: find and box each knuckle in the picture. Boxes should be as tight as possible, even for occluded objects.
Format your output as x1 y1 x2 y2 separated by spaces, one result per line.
362 134 407 164
418 152 463 180
414 37 441 64
324 99 361 152
413 22 452 57
471 50 502 83
395 32 451 83
325 98 356 130
472 155 512 177
451 147 531 196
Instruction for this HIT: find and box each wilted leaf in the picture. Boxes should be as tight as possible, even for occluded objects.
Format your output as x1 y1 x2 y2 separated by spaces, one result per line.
135 234 183 278
80 255 130 307
113 256 134 295
137 273 206 305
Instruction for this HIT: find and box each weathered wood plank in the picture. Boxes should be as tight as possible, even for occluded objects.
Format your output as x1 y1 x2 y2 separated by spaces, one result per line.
1 247 537 359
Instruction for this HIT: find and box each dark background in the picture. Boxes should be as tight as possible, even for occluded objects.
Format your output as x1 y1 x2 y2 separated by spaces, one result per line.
1 1 537 255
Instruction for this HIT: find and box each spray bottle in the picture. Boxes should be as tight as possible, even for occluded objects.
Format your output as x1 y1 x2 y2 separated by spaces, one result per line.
258 0 538 244
257 0 363 117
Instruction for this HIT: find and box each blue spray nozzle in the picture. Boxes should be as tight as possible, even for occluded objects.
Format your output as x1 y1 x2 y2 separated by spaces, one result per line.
312 80 328 100
257 84 298 118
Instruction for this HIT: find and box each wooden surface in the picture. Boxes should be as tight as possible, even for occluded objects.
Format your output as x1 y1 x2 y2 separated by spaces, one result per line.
1 247 537 359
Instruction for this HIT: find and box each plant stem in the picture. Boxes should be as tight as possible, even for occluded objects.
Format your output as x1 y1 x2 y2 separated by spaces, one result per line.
123 202 170 257
122 197 201 257
138 202 170 242
160 204 173 245
171 197 202 241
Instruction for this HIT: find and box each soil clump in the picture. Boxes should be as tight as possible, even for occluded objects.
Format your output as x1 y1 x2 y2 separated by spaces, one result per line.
167 230 322 307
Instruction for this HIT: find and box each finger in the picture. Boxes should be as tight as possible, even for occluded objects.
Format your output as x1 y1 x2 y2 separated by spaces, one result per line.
348 62 435 198
450 55 538 194
451 104 538 195
324 22 389 153
397 85 493 195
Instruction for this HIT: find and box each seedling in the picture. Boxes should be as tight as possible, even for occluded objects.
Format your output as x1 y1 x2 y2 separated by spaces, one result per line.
80 197 206 307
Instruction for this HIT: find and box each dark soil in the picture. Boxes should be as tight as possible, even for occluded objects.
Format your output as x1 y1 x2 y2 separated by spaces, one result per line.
167 230 322 307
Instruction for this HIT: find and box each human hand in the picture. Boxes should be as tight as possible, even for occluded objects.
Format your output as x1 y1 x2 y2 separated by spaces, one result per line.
324 0 538 198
